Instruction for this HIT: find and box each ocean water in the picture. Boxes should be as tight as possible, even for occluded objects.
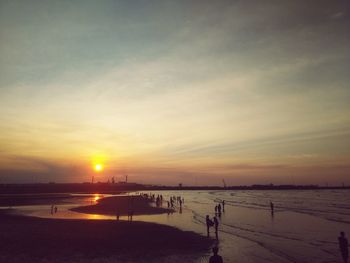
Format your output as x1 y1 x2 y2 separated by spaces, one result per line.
4 190 350 263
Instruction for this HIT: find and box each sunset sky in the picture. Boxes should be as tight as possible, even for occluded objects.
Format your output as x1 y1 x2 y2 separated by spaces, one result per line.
0 0 349 185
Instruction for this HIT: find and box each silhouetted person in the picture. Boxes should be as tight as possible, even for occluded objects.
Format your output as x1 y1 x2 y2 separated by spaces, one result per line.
209 246 223 263
116 210 120 221
54 206 58 213
213 216 219 239
270 201 274 214
156 196 160 207
218 204 222 217
214 205 218 214
222 200 225 212
339 232 349 263
206 215 213 237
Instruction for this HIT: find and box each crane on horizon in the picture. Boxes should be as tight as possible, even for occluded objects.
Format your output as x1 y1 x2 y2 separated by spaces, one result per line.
222 179 227 189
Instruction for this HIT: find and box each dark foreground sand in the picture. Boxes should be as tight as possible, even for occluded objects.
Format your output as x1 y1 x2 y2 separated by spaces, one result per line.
71 195 173 216
0 210 213 263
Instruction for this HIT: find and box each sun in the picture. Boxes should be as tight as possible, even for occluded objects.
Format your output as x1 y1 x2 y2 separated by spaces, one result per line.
94 164 103 172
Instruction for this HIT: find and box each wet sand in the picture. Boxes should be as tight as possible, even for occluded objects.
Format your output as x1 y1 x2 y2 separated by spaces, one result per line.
71 195 173 216
0 210 213 263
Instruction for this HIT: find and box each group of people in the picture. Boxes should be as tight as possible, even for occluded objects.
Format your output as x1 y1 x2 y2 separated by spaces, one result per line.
206 200 226 239
155 194 163 207
168 195 184 209
214 201 224 216
139 193 185 210
206 214 220 239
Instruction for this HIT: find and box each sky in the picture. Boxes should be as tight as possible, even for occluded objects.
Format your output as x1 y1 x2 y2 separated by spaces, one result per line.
0 0 349 185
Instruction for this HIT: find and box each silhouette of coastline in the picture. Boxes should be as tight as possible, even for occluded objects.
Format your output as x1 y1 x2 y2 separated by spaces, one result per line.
0 182 349 195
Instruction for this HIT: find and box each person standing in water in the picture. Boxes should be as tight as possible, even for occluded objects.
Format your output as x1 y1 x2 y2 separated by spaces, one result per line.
270 201 274 214
209 246 223 263
339 232 349 263
217 204 222 217
222 200 225 212
116 209 120 221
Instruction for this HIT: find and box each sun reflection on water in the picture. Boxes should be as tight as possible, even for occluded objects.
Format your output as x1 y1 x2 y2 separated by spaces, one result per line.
93 194 101 203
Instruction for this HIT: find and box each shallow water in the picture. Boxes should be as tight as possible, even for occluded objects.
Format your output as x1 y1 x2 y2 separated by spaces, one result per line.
2 190 350 263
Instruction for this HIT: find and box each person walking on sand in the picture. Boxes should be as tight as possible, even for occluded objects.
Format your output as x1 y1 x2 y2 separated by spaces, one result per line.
213 216 219 239
209 246 223 263
206 215 213 237
339 231 349 263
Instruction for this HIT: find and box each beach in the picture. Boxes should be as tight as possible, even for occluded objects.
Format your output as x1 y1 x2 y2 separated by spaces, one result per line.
2 190 350 263
0 194 213 263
